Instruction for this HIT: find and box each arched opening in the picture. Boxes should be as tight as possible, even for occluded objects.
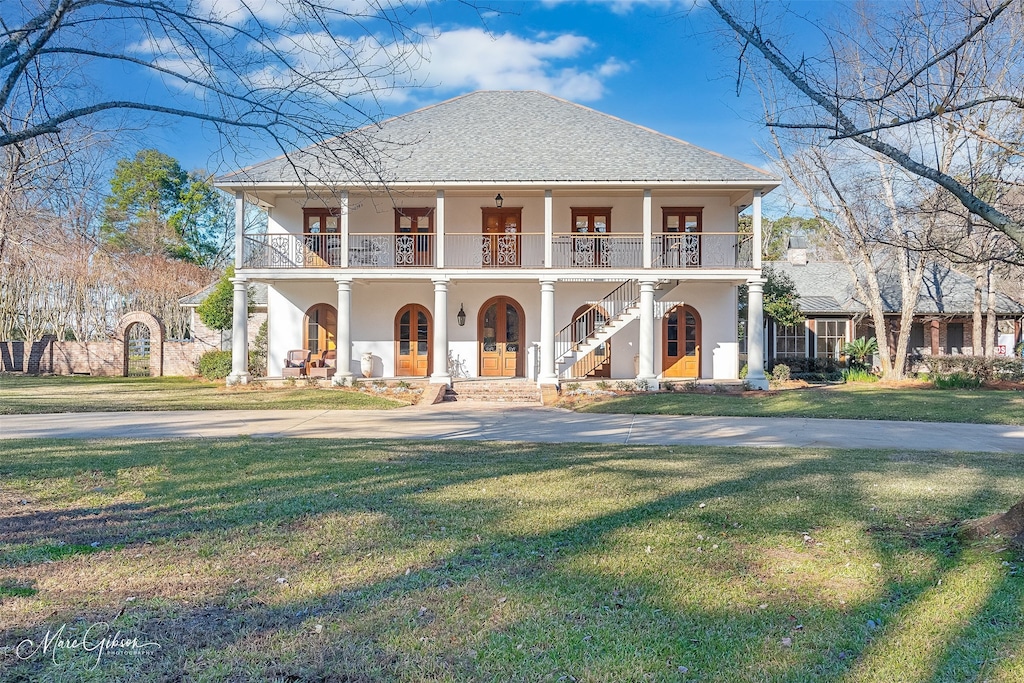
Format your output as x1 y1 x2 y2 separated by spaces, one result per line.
394 303 432 376
569 304 611 378
478 296 525 377
304 303 337 360
125 322 152 377
663 304 701 378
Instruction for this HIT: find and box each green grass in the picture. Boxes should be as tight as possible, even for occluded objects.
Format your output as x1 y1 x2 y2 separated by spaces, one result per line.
0 374 408 414
576 383 1024 425
1 438 1021 681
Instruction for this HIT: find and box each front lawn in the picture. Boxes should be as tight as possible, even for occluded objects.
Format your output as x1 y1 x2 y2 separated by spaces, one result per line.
0 374 409 413
1 438 1021 681
575 382 1024 425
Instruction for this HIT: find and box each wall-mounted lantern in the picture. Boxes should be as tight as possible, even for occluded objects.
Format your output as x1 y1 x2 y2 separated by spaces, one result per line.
494 194 503 208
456 304 467 327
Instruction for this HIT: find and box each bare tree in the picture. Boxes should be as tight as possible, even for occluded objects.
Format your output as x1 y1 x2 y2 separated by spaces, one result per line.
709 0 1024 252
2 0 428 172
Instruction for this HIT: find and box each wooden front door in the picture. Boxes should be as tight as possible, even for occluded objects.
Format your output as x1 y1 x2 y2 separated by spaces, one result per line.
482 208 522 267
304 303 337 356
571 304 611 377
479 296 524 376
395 304 431 376
663 305 701 378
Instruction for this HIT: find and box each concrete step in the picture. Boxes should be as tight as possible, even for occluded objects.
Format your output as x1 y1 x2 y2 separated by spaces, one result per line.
445 380 543 403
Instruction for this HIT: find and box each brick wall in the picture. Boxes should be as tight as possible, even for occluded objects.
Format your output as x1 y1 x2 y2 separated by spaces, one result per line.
1 338 207 376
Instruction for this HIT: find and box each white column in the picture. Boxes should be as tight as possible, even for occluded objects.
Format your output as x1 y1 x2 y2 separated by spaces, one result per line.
334 278 353 385
637 279 658 390
234 191 245 269
227 277 250 385
538 279 558 385
339 190 349 268
752 190 763 270
436 190 445 268
642 189 652 269
746 277 769 389
430 278 451 384
544 190 553 268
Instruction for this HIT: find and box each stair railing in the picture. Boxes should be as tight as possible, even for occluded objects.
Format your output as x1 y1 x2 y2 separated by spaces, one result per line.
553 279 640 361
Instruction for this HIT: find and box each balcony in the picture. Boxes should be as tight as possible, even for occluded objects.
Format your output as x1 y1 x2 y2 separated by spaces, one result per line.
242 231 753 270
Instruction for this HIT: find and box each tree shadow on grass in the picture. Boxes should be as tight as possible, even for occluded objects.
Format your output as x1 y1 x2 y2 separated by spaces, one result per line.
0 438 1021 681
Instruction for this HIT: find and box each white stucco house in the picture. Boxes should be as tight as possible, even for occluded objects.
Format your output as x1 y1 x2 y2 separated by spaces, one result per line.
215 90 779 389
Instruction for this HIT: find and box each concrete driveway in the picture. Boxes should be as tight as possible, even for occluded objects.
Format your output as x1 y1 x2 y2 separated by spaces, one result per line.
2 402 1022 452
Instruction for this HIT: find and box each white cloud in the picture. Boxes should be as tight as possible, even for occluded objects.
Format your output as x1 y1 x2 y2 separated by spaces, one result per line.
541 0 695 16
410 28 627 101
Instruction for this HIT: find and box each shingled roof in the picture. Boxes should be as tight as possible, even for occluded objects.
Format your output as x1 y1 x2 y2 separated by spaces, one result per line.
769 258 1024 316
218 91 779 187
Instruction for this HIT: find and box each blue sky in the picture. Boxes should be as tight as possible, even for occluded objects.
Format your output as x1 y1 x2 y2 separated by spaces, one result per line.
133 1 832 182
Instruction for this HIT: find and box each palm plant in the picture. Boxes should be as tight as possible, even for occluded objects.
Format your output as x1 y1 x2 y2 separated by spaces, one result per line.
843 336 879 370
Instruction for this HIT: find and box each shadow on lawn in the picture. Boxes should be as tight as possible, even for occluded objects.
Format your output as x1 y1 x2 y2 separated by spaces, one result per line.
0 439 1021 681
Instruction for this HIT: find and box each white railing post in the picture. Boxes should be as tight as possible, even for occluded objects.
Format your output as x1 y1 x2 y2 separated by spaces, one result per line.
642 189 652 269
436 190 445 268
544 190 553 268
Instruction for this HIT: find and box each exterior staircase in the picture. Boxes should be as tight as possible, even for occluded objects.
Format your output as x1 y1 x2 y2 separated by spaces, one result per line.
554 279 680 378
444 378 543 404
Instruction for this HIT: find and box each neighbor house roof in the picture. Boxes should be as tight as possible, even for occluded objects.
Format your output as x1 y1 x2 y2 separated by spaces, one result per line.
769 258 1024 316
179 282 268 308
217 90 780 188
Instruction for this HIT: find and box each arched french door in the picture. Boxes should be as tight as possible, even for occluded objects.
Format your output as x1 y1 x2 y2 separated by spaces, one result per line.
395 304 432 376
663 305 701 378
570 304 611 378
304 303 337 357
479 296 525 377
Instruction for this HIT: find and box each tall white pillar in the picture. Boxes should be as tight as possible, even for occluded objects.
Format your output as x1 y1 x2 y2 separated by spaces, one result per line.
544 190 553 268
234 191 245 269
430 278 451 384
539 279 558 385
637 279 658 390
746 277 769 389
227 277 250 385
642 189 652 269
752 190 763 270
334 278 353 385
435 190 445 268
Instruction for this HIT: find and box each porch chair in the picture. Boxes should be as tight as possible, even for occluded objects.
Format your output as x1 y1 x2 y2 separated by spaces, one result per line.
308 349 337 380
282 349 311 378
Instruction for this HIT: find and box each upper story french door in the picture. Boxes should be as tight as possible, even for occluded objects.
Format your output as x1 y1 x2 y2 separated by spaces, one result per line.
481 208 522 267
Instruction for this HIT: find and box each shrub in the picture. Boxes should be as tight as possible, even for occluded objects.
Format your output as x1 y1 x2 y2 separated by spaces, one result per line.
614 380 635 392
771 357 842 382
661 380 675 392
769 363 791 383
738 364 748 379
841 367 878 383
933 372 983 389
926 355 1024 386
635 378 650 391
843 337 878 370
249 320 268 378
198 350 233 380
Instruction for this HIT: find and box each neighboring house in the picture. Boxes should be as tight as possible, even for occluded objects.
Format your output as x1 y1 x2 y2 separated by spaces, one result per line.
214 90 780 388
179 282 269 352
766 239 1024 363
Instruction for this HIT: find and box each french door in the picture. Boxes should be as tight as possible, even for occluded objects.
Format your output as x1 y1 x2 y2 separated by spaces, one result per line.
481 208 522 267
663 305 701 378
395 304 431 376
479 296 524 376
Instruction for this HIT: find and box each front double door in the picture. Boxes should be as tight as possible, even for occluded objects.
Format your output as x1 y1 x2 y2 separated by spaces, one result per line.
479 296 524 376
395 304 431 376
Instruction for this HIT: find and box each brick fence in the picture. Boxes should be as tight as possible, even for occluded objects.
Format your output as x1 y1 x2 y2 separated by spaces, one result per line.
0 338 210 376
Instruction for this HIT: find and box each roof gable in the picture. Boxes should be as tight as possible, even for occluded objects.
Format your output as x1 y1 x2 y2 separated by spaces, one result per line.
219 90 779 187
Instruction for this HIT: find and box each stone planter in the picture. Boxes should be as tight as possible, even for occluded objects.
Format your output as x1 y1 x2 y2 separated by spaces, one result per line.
360 352 374 378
